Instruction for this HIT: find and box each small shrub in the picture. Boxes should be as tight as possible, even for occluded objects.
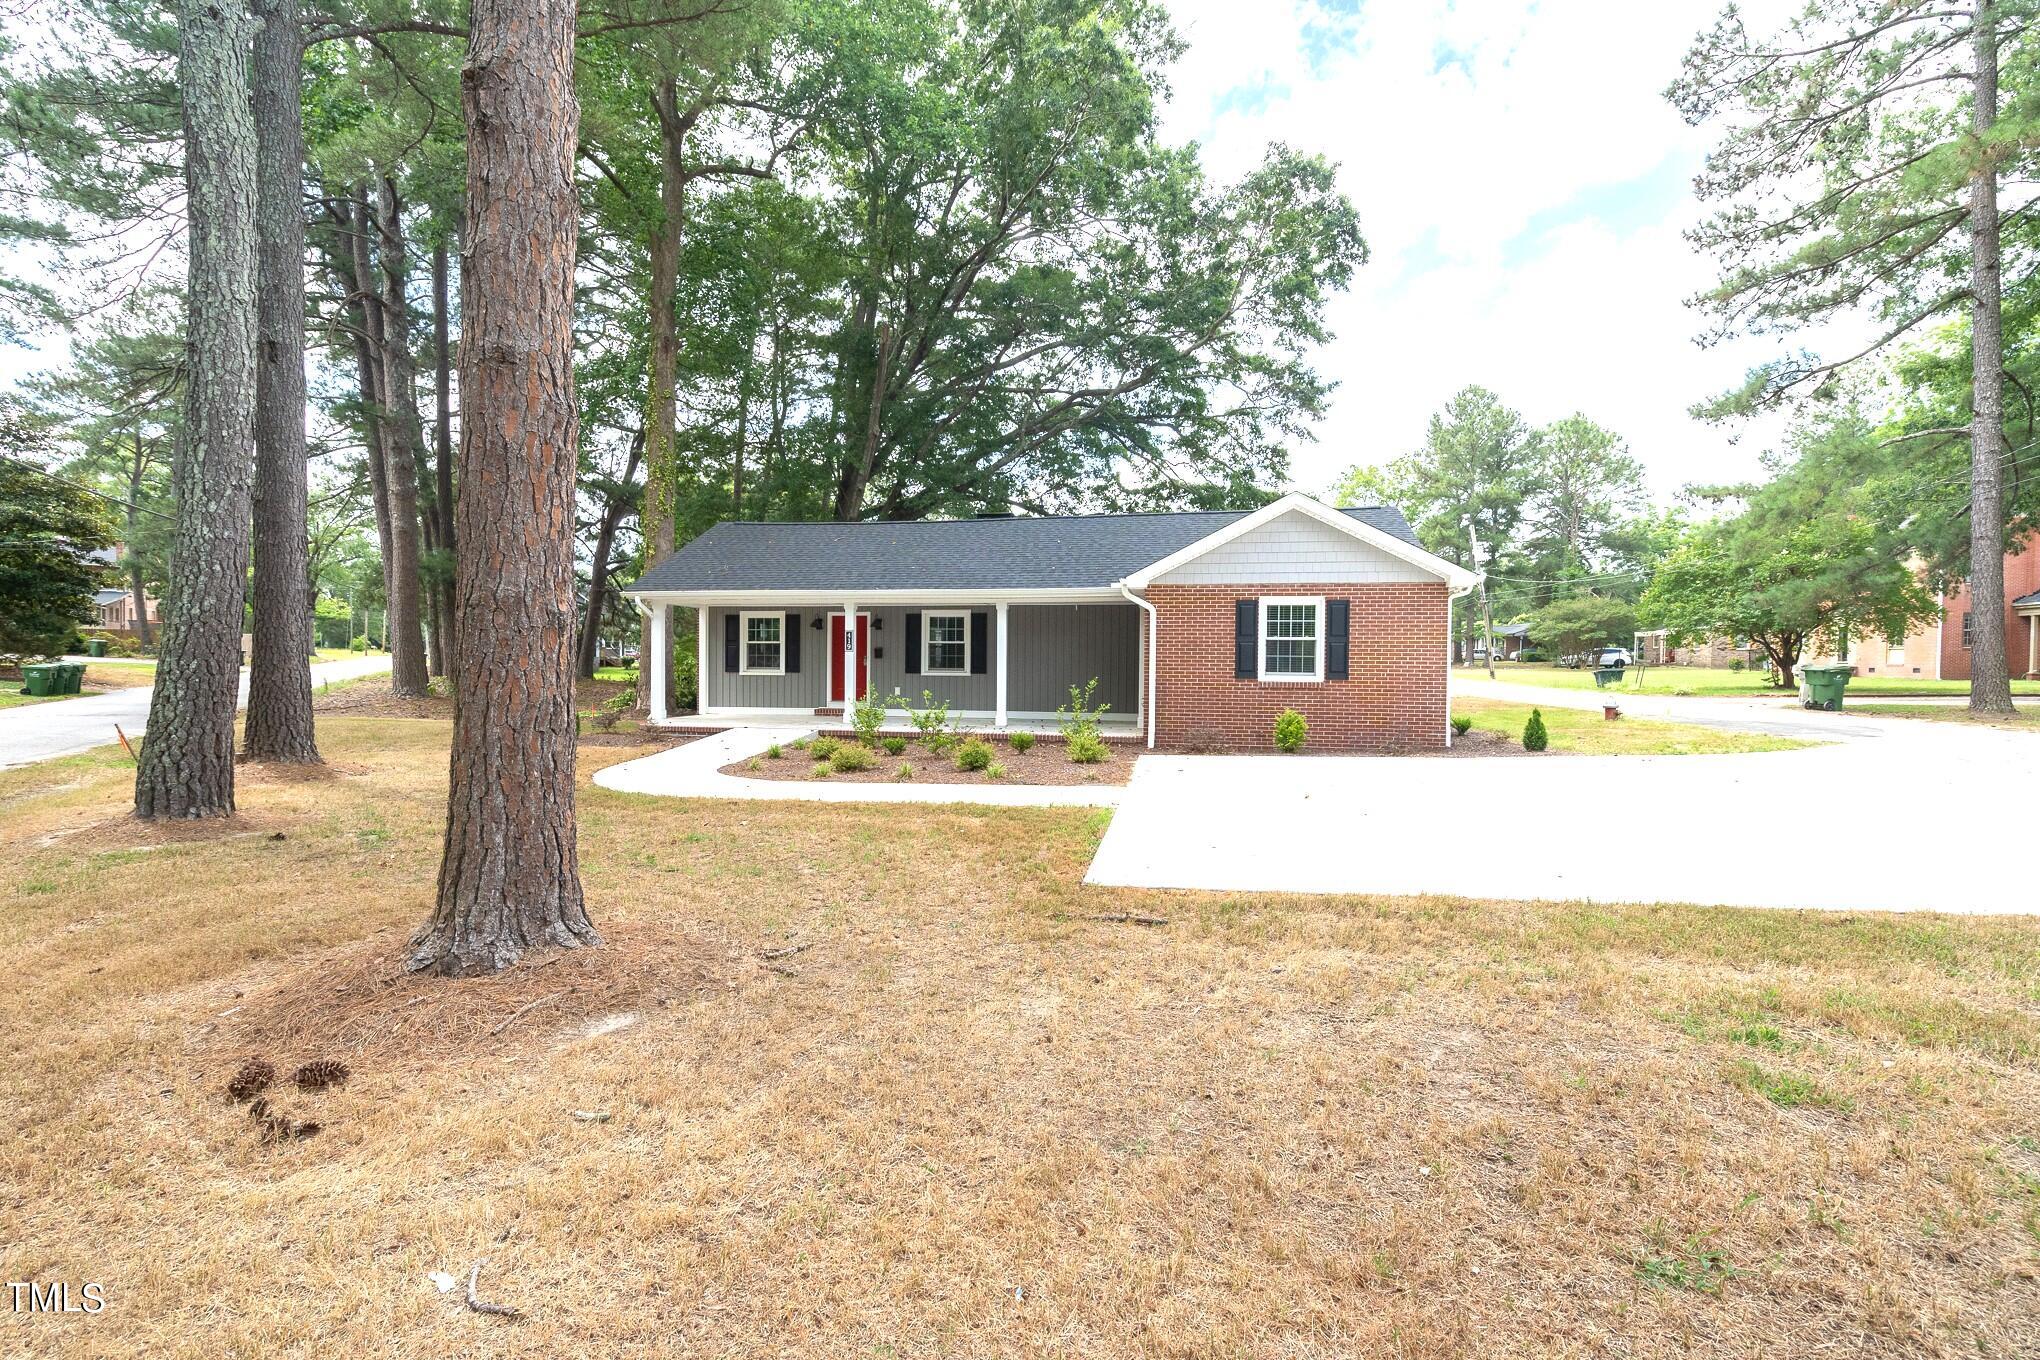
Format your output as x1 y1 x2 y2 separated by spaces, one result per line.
809 763 832 778
765 743 783 759
881 735 908 756
1066 731 1108 764
953 737 993 772
1273 708 1307 753
894 761 915 780
808 735 841 761
747 758 762 771
830 744 876 773
986 760 1007 780
1450 714 1473 737
1057 677 1111 743
1728 658 1746 672
789 737 808 751
1522 708 1548 752
852 692 887 747
1006 730 1036 753
893 689 957 749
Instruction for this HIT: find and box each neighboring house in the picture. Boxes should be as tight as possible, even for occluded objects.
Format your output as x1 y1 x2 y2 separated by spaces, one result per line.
625 494 1478 752
1633 629 1763 670
91 586 158 634
1936 537 2040 681
1488 622 1530 661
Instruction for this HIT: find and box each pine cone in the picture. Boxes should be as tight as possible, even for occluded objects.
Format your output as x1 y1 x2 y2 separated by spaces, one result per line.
291 1059 349 1091
227 1058 275 1102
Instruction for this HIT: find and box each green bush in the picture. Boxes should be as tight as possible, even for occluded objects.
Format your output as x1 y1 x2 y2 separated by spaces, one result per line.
1007 730 1036 753
1066 731 1109 764
892 689 957 750
765 743 783 759
986 760 1007 780
894 761 915 780
1523 708 1549 752
1450 714 1473 737
881 735 908 756
1273 708 1307 753
349 636 366 653
1057 677 1111 743
830 744 876 773
808 735 841 761
953 737 993 772
852 692 887 746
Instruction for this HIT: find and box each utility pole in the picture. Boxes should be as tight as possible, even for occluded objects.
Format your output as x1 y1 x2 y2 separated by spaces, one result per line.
1466 520 1496 679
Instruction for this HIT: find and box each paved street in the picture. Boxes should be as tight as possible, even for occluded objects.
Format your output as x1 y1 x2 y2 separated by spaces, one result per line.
1086 680 2034 914
0 654 393 770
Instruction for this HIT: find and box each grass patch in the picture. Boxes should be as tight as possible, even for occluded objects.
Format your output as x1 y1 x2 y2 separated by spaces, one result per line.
1850 703 2040 731
0 720 2035 1355
1452 697 1813 755
1460 662 2040 699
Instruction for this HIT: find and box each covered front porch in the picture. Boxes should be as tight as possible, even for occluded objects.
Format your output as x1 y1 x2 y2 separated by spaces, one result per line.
636 592 1155 742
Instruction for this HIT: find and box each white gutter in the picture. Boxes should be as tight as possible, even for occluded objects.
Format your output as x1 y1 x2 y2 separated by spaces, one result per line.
1117 582 1158 749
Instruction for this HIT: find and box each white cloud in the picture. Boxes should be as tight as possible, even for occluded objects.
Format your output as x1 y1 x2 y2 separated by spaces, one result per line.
1160 0 1843 502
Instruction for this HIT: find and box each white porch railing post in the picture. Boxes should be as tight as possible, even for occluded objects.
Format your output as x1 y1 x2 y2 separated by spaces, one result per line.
694 604 707 715
650 603 670 724
995 602 1009 728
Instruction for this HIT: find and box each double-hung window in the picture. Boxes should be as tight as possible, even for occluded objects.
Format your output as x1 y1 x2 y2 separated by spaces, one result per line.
1259 597 1323 681
740 611 784 675
923 611 969 673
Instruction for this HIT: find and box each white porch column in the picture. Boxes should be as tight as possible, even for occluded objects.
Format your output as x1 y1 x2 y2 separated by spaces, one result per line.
842 601 858 724
995 602 1009 728
2028 613 2037 678
695 604 707 715
650 603 670 724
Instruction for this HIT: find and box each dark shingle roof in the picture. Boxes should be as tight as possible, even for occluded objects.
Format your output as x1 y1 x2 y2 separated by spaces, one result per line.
2015 589 2040 608
628 506 1422 593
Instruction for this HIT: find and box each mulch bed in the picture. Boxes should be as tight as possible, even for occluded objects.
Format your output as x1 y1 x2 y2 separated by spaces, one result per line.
727 732 1138 786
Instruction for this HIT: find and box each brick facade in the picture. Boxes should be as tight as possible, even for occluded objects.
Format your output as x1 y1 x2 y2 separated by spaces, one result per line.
1937 537 2040 681
1147 581 1450 753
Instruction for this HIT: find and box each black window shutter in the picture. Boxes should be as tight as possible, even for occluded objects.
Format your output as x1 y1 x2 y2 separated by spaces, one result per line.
970 611 989 674
784 613 800 673
905 612 922 675
1234 599 1256 678
723 612 739 672
1326 599 1350 680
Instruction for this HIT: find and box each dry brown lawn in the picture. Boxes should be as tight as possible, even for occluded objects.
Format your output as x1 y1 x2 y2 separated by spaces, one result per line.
2 717 2037 1358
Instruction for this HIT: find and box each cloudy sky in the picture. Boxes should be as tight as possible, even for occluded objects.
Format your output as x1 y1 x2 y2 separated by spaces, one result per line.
1158 0 1821 503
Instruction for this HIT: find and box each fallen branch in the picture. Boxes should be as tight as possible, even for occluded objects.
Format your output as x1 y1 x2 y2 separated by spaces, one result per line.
113 723 137 764
1078 912 1169 927
569 1109 611 1123
488 994 559 1036
466 1260 522 1319
759 942 812 960
761 963 799 978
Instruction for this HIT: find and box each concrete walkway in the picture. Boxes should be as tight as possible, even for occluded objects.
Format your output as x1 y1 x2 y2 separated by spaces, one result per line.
1086 680 2037 914
593 725 1123 807
0 653 393 770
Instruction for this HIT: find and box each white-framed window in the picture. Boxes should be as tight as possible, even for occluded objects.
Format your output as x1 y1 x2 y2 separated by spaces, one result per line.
923 611 969 673
1259 596 1323 681
740 610 784 675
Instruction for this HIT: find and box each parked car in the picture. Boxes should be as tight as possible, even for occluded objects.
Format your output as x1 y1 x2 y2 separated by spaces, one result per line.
1594 647 1632 668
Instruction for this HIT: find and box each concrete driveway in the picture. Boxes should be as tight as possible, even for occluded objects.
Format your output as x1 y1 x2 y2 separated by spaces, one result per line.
1086 684 2035 914
0 653 393 770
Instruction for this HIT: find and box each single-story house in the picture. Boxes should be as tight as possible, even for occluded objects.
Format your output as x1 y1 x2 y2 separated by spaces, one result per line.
625 494 1479 752
1480 622 1531 661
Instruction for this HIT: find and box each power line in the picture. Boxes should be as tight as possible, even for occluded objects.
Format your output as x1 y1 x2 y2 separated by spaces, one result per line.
0 453 173 523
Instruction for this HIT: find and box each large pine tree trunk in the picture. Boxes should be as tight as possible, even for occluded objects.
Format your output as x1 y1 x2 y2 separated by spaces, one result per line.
136 0 260 819
411 0 593 974
1968 0 2015 716
243 0 319 763
370 179 431 696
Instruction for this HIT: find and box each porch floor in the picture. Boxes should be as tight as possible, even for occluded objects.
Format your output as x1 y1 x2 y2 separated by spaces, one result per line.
650 709 1142 740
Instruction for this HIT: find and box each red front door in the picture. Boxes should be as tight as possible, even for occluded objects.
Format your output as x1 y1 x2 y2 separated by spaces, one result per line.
829 613 869 703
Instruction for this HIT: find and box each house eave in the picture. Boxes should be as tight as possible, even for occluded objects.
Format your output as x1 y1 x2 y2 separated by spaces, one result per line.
624 586 1133 607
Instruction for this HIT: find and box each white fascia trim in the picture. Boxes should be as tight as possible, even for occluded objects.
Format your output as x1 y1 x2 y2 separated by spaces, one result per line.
625 587 1126 607
1121 492 1479 591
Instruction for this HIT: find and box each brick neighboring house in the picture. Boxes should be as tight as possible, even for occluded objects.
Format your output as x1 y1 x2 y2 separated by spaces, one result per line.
91 586 159 634
625 494 1478 752
1794 538 2040 681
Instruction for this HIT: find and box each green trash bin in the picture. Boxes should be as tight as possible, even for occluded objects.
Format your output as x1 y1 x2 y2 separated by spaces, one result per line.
64 662 86 694
19 664 56 697
1800 663 1856 711
86 636 106 657
1593 666 1626 689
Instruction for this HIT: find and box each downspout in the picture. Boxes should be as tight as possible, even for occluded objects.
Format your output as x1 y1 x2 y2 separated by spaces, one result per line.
1117 582 1157 749
1447 576 1480 748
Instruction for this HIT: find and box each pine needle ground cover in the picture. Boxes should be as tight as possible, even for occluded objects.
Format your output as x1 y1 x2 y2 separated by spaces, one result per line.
2 718 2036 1357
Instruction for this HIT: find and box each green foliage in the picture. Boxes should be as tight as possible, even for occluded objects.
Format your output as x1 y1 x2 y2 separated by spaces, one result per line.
830 744 876 773
1522 708 1548 752
765 743 783 759
851 691 887 747
1450 714 1473 737
1272 708 1307 753
1527 596 1635 662
894 761 915 781
953 737 993 772
893 690 958 751
808 735 841 761
1006 730 1036 753
0 408 116 661
1066 731 1109 764
985 760 1006 780
1634 1231 1739 1294
1056 678 1111 743
880 735 907 756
